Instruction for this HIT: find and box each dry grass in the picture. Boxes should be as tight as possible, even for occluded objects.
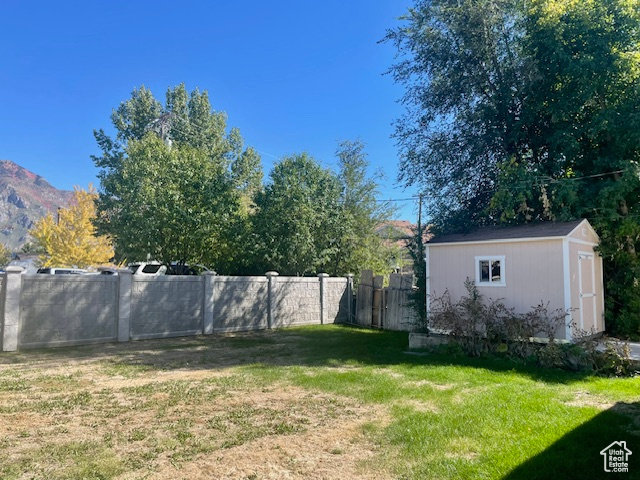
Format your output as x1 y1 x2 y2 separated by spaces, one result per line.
0 333 392 480
1 326 639 480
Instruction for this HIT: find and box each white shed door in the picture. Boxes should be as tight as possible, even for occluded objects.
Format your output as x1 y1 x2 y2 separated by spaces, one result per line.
578 252 596 331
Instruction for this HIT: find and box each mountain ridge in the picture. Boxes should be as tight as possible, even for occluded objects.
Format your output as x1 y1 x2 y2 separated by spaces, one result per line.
0 160 74 250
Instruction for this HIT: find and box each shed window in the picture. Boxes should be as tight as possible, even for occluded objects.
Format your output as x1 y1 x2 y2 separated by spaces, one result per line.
475 256 505 287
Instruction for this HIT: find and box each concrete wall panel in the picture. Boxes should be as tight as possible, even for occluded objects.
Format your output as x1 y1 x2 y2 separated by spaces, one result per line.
212 277 268 332
273 278 321 327
324 278 348 323
130 277 203 339
19 276 118 348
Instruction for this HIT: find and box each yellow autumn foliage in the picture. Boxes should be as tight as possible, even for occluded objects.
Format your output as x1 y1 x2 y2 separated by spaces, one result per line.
30 186 114 268
0 243 10 268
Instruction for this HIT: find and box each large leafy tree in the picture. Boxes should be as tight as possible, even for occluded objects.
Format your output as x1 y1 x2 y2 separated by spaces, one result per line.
251 153 342 276
523 0 640 334
93 84 262 269
106 135 238 266
332 140 396 276
386 0 640 335
385 0 531 231
30 187 114 268
250 145 396 277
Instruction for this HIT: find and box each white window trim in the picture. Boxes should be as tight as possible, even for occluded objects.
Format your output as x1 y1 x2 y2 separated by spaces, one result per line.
475 255 506 287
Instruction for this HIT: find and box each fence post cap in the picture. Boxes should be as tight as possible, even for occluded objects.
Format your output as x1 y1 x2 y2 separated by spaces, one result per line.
317 273 329 278
202 271 217 276
265 271 279 277
346 273 354 278
5 266 24 273
115 268 133 275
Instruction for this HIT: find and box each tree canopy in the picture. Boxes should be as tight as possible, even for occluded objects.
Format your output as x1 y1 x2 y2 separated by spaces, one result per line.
251 153 341 276
92 84 262 269
385 0 531 230
94 85 398 280
386 0 640 335
30 186 114 268
331 140 397 276
250 144 396 277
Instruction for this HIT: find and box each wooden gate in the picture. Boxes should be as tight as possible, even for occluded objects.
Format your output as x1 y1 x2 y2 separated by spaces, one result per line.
372 275 384 328
355 271 416 330
385 274 415 331
355 270 373 326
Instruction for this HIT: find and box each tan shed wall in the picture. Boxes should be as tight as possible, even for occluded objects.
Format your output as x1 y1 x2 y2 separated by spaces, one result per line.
428 239 567 338
568 241 605 334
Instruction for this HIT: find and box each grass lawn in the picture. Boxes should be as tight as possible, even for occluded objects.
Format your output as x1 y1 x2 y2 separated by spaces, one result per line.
0 324 638 479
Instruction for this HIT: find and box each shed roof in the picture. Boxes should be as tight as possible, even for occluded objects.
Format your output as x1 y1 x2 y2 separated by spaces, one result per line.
428 219 585 244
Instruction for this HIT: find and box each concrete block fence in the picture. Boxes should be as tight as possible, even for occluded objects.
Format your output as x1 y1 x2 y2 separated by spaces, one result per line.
0 268 354 351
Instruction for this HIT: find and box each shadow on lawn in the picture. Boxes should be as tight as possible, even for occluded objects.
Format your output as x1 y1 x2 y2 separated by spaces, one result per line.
503 401 640 480
0 324 611 385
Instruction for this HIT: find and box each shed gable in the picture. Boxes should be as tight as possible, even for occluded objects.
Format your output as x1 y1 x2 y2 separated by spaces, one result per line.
567 219 599 245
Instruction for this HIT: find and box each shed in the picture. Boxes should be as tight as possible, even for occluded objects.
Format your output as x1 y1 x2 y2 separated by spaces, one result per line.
425 219 604 341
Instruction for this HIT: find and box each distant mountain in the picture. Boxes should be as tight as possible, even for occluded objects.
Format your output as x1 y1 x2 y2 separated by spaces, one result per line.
0 160 73 250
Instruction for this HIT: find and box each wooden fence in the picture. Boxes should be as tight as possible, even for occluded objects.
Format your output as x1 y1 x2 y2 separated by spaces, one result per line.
354 270 416 331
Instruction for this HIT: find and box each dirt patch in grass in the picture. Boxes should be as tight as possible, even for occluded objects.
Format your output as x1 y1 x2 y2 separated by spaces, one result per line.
143 408 390 480
451 386 490 404
406 380 455 390
564 391 615 410
327 365 363 373
0 331 314 374
0 334 393 480
378 368 404 379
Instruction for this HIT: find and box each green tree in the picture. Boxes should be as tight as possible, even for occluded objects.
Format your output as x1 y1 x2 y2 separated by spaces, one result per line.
332 140 395 277
489 0 640 336
522 0 640 335
386 0 640 335
251 153 342 276
102 135 239 267
250 145 397 277
230 140 263 216
93 84 262 270
20 242 43 255
407 221 429 330
384 0 531 232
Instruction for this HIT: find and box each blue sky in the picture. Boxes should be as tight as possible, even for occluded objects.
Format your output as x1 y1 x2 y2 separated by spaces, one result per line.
1 0 419 220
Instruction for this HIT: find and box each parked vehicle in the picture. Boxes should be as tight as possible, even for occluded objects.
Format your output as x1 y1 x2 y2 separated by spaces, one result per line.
166 262 210 275
36 268 87 275
128 262 167 276
97 267 118 275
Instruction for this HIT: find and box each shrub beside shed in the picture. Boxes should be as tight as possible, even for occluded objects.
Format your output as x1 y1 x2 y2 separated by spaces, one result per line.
425 219 604 341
